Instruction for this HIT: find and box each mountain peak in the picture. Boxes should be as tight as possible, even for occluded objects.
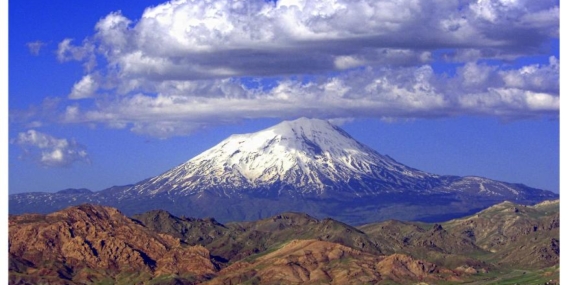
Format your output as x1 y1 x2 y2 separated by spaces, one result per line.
227 117 356 157
10 117 558 224
132 117 436 197
268 117 335 133
260 117 356 152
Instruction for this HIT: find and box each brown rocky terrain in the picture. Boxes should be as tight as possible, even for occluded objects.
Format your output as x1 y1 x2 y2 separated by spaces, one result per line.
358 219 492 271
359 199 560 272
132 211 383 263
9 200 559 284
359 220 482 255
443 200 560 268
9 204 216 284
204 239 459 285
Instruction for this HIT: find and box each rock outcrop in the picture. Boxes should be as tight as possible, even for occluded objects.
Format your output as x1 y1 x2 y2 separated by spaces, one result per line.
205 239 459 285
9 204 216 284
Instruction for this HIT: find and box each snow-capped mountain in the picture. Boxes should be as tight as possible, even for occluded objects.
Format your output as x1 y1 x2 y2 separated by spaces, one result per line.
130 117 442 198
9 117 558 224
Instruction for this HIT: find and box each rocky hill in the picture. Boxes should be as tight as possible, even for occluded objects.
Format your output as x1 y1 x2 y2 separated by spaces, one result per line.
204 240 460 285
132 211 383 263
8 204 216 285
9 200 558 284
443 200 560 268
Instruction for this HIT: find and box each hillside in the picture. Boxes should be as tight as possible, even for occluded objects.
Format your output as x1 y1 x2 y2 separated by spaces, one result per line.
9 199 558 284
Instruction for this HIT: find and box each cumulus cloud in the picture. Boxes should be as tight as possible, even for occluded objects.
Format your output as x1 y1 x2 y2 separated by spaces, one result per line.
11 130 90 167
54 59 558 138
11 0 559 138
69 74 99 99
499 56 559 93
57 0 558 90
57 38 97 71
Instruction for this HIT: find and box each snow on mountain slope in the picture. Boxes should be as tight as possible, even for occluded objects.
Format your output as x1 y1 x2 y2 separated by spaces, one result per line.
130 117 442 197
9 117 558 222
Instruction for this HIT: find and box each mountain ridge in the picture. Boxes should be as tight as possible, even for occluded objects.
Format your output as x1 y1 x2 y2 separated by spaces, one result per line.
129 117 442 198
9 117 557 224
9 200 559 284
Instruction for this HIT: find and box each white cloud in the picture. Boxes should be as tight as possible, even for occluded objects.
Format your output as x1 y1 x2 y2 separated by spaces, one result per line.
327 117 354 126
53 59 558 138
459 62 496 87
56 0 558 89
57 39 89 62
12 0 558 138
57 38 97 71
334 56 366 70
26 41 47 56
69 74 99 99
499 56 559 93
11 130 90 167
457 88 559 116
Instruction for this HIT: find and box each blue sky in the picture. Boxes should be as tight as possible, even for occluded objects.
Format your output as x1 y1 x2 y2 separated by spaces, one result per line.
8 0 560 194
